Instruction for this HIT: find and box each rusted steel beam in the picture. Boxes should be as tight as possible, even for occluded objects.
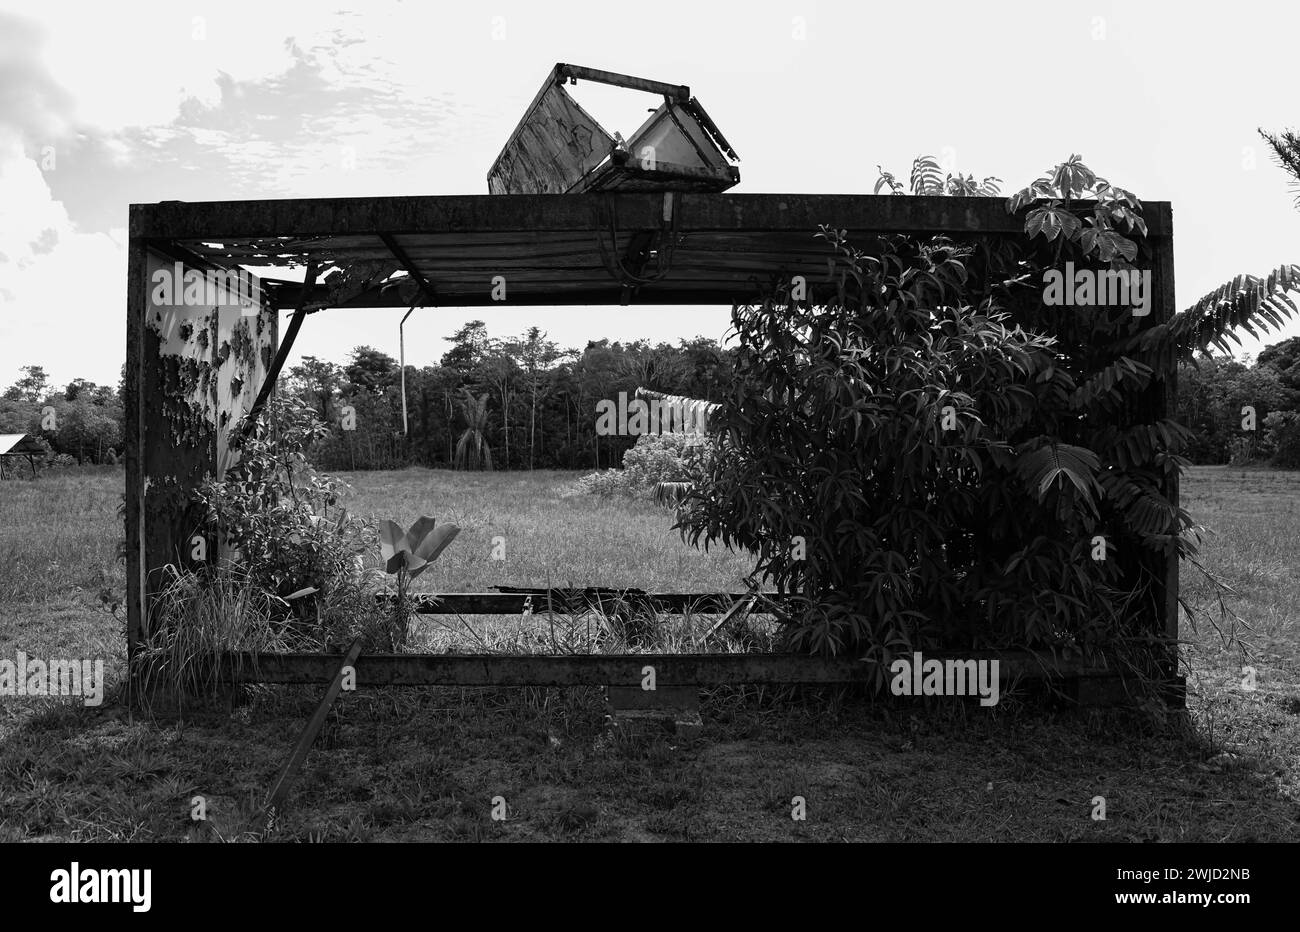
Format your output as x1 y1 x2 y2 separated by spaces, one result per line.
404 591 788 615
378 232 437 306
265 283 803 309
557 63 691 100
129 195 1174 242
222 650 1120 687
236 258 317 441
685 98 739 162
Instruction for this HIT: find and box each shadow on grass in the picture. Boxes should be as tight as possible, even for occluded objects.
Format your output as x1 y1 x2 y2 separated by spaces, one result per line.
1 677 1297 842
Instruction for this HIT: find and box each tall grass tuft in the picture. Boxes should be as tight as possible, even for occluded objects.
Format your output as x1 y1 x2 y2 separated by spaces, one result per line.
134 564 293 711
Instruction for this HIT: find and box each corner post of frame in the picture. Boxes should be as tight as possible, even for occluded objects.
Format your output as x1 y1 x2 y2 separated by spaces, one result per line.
124 220 148 671
1153 205 1182 705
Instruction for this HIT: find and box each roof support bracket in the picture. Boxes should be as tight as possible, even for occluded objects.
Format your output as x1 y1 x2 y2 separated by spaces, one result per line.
236 257 318 442
379 232 438 307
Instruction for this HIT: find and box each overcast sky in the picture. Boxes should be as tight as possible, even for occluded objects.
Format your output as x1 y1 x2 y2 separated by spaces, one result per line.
1 0 1297 388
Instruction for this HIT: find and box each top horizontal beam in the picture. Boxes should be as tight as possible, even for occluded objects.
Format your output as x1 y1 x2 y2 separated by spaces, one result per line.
558 63 691 100
129 193 1173 242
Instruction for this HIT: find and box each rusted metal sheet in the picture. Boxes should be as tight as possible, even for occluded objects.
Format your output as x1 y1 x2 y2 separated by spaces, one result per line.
488 77 613 195
139 249 220 619
487 63 739 195
221 650 1122 687
579 100 737 193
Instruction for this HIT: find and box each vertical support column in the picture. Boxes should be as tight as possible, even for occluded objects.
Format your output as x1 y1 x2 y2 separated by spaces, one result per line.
124 229 147 667
1136 204 1182 707
1153 211 1182 705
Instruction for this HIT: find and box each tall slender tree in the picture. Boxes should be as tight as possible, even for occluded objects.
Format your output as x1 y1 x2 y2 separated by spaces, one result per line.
454 389 494 470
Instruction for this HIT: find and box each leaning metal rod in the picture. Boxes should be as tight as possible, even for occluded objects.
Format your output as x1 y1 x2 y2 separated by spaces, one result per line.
400 303 416 434
236 258 319 443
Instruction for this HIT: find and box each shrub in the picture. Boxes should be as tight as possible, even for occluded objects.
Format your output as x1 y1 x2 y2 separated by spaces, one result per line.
621 431 709 491
1266 410 1300 467
576 431 713 502
575 468 625 498
195 397 381 648
678 232 1134 667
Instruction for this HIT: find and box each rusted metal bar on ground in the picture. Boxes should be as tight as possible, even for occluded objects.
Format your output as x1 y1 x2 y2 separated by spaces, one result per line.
262 637 363 816
223 649 1123 688
700 594 756 646
403 591 787 615
237 258 318 441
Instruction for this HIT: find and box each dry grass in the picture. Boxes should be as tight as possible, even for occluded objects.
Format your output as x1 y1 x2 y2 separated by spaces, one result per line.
0 464 1296 841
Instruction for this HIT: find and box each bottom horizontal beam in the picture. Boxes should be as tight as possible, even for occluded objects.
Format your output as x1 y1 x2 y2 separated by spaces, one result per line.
222 650 1120 687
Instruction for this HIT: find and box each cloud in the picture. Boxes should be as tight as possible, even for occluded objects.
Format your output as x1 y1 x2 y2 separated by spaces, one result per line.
0 13 76 145
0 5 493 387
0 133 125 388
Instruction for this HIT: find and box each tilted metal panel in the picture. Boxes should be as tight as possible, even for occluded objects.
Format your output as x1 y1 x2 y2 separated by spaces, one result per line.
487 80 614 195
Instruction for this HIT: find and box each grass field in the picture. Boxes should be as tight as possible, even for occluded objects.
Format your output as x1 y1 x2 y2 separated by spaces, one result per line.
0 465 1297 841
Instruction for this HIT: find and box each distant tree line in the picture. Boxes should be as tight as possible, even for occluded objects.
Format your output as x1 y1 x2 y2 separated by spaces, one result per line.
6 328 1300 470
0 365 124 465
285 323 737 471
1176 337 1300 467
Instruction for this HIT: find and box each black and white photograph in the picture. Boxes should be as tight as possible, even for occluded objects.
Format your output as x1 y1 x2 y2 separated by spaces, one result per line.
0 0 1294 909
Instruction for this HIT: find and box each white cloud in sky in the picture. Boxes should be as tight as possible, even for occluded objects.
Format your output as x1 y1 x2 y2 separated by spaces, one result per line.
0 132 124 375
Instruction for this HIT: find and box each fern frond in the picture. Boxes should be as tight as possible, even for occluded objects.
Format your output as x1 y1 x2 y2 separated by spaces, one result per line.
1259 127 1300 209
1092 419 1195 470
1067 356 1153 412
910 156 944 196
1168 264 1300 359
652 481 693 506
1097 471 1186 548
1015 441 1102 513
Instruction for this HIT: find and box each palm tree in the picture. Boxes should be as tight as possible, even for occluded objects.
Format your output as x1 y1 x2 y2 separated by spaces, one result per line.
454 390 494 470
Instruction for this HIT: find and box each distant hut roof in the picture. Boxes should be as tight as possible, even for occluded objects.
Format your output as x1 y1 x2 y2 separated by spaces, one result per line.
0 434 44 456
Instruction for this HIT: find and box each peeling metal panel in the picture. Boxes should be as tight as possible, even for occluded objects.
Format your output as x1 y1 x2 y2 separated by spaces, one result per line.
137 251 278 621
488 79 613 195
213 297 276 478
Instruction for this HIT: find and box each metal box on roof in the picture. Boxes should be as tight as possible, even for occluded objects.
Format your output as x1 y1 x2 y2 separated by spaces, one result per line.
488 63 740 195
